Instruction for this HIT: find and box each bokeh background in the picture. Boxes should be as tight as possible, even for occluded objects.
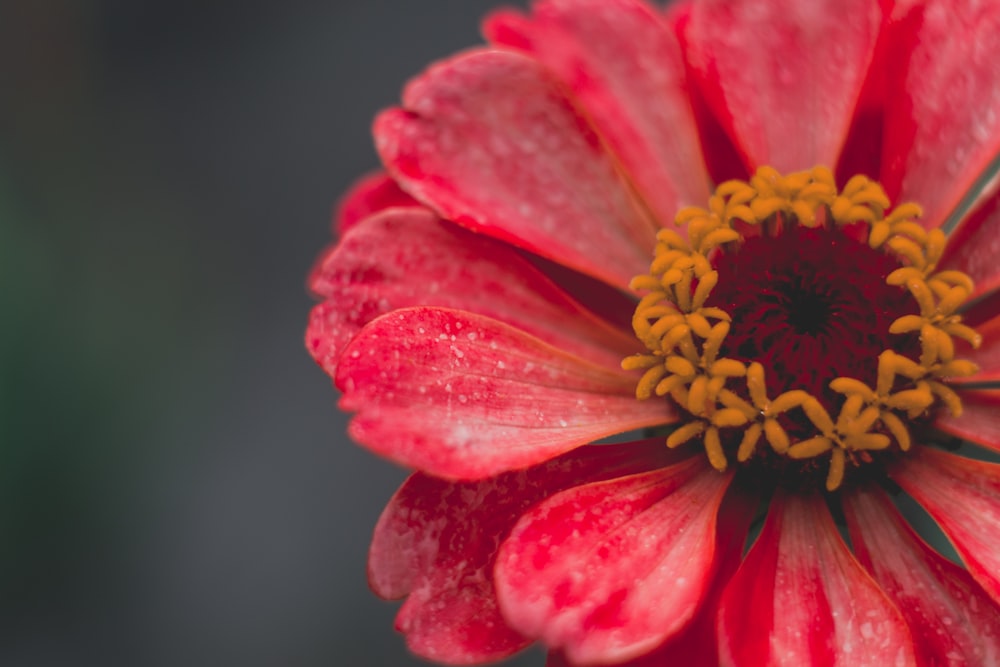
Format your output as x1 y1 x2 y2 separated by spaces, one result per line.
0 1 545 665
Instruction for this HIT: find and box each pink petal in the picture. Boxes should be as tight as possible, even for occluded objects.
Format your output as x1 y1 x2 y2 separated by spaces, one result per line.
336 307 673 479
843 485 1000 667
881 0 1000 229
305 208 637 374
369 440 681 665
892 446 1000 606
495 457 734 665
717 491 914 667
484 0 711 227
375 49 656 290
934 390 1000 454
684 0 880 172
334 171 419 234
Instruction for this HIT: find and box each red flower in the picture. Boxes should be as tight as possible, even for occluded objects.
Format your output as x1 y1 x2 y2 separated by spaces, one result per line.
306 0 1000 664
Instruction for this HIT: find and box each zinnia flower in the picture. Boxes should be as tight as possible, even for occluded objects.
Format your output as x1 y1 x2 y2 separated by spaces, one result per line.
307 0 1000 664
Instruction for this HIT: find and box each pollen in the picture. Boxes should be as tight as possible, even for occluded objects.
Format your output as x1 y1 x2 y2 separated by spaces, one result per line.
623 166 982 492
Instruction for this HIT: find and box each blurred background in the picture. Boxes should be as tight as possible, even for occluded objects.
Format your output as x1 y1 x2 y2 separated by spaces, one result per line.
0 1 541 665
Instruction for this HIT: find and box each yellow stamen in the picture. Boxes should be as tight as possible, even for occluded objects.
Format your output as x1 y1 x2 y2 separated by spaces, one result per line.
666 421 705 449
737 423 764 462
826 449 846 491
705 427 728 472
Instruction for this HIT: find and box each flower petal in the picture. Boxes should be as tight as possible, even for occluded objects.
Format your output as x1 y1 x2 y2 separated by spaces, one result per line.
843 485 1000 667
950 313 1000 385
612 484 760 667
306 208 637 374
934 390 1000 454
940 189 1000 286
369 440 681 665
495 457 734 665
334 171 419 234
375 49 656 290
940 189 1000 327
959 286 1000 330
670 4 752 185
881 0 1000 229
336 307 672 479
892 446 1000 606
717 491 914 667
544 482 757 667
684 0 880 172
484 0 711 226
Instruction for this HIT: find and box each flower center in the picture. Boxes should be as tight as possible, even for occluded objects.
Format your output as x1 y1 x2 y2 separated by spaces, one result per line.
709 224 918 403
624 166 983 492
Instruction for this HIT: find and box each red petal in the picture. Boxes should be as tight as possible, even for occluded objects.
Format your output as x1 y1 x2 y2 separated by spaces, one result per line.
305 208 637 374
881 0 1000 228
670 4 752 185
637 486 759 667
334 171 419 234
546 483 755 667
369 440 681 665
843 485 1000 667
951 313 1000 384
934 390 1000 454
684 0 880 172
717 491 914 667
892 446 1000 606
940 188 1000 327
959 286 1000 329
941 188 1000 287
833 0 899 183
484 0 711 227
545 481 757 667
375 49 656 290
495 458 733 665
305 300 347 376
336 307 673 479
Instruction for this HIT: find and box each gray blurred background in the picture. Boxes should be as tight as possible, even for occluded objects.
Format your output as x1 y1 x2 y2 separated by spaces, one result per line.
0 1 542 665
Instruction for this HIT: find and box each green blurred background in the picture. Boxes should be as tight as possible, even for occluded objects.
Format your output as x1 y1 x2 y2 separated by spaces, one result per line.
0 1 539 665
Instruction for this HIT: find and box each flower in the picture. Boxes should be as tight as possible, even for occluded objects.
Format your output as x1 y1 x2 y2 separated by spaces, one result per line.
306 0 1000 664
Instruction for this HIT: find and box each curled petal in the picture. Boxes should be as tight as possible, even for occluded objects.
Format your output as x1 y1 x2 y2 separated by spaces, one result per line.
545 483 757 667
495 457 733 665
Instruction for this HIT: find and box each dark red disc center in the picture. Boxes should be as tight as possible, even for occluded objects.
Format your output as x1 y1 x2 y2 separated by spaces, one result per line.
707 224 917 405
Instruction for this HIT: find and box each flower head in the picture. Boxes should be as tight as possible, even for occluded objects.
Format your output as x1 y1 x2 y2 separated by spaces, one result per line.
307 0 1000 664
